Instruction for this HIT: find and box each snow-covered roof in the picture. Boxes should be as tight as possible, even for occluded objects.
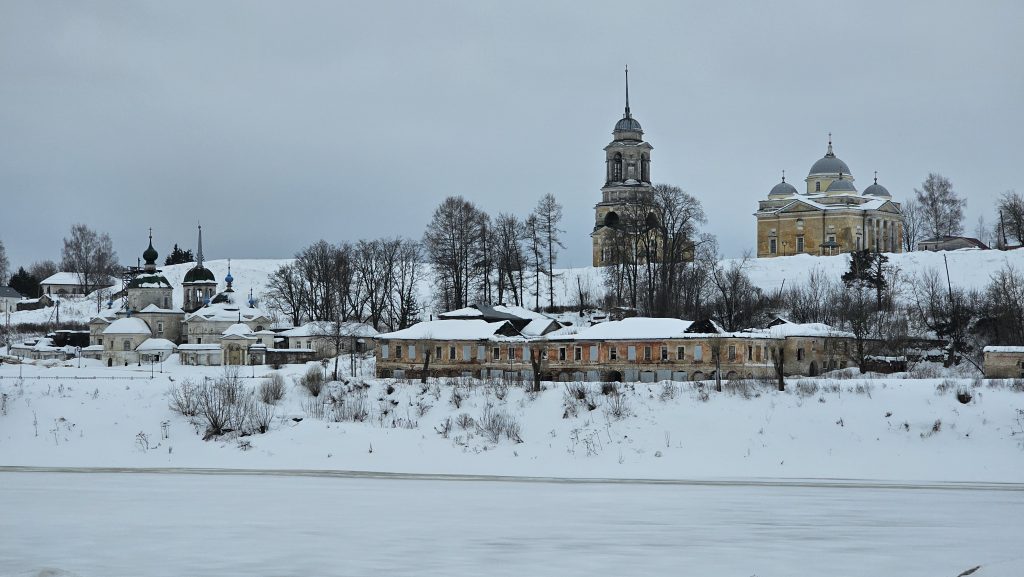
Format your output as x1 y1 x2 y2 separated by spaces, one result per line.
178 344 221 351
0 287 23 299
41 272 117 287
983 346 1024 353
102 317 151 335
136 338 177 352
745 319 856 338
184 298 270 323
82 344 104 351
553 317 694 341
140 304 183 314
222 323 254 337
378 319 523 341
521 317 560 337
279 321 379 338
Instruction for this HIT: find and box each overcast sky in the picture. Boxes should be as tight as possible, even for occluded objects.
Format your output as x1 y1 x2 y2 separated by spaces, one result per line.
2 1 1022 271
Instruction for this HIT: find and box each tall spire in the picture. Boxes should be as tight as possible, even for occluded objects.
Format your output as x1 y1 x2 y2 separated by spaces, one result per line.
781 169 786 183
196 224 204 268
826 132 834 157
624 65 631 118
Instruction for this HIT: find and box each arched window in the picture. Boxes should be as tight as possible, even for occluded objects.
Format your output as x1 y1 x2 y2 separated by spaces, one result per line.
641 154 650 182
613 153 623 181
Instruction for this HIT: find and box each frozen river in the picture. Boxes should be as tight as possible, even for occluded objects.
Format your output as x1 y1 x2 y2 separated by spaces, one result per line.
1 471 1021 577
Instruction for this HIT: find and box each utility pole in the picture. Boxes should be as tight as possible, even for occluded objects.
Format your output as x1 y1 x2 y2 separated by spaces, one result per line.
943 254 956 366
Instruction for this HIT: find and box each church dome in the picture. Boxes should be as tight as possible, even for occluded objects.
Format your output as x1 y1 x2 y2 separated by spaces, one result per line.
863 175 891 197
183 265 216 283
809 155 851 176
808 137 851 176
826 177 857 193
614 116 643 133
769 173 798 197
143 240 158 266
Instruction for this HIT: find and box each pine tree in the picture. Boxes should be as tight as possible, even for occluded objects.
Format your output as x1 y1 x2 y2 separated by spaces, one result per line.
164 244 195 266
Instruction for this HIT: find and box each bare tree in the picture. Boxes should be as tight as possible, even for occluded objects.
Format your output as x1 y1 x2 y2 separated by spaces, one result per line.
532 194 564 310
915 173 965 240
493 213 525 306
0 239 8 286
29 260 58 285
423 196 487 312
60 224 119 294
901 198 924 252
524 214 544 310
997 190 1024 246
265 263 306 326
387 238 423 330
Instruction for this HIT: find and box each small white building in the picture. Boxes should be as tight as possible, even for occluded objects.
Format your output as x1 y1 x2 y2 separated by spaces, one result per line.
102 317 153 366
278 321 379 357
0 286 25 314
41 272 117 296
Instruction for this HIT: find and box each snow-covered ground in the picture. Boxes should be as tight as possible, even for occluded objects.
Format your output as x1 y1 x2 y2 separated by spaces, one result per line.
1 471 1021 577
2 358 1022 483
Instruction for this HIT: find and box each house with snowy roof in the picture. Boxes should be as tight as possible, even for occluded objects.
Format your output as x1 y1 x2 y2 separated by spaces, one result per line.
0 286 24 314
375 314 857 382
755 136 904 257
438 304 561 336
278 320 378 357
40 271 118 296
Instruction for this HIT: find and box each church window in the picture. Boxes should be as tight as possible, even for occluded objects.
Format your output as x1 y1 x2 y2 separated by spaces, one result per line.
796 236 805 253
613 153 623 180
815 181 821 192
769 238 777 254
627 162 636 179
157 322 164 334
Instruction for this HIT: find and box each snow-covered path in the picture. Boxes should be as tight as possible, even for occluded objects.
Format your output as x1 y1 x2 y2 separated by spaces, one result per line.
2 471 1021 577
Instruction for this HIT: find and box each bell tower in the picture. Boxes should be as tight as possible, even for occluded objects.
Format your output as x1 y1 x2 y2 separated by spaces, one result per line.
592 67 654 266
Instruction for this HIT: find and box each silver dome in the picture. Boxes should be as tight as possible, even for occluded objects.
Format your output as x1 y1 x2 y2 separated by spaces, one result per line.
863 181 891 197
826 178 857 193
614 116 643 133
769 180 798 197
809 155 851 176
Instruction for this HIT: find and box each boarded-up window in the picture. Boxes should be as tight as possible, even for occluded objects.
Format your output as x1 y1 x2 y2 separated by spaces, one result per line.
478 346 486 360
381 344 389 358
627 346 636 360
408 345 416 360
463 345 471 361
694 345 703 361
589 345 598 361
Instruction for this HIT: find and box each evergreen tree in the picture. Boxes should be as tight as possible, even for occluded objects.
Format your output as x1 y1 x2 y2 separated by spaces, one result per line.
164 244 195 266
842 249 889 309
8 266 38 297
